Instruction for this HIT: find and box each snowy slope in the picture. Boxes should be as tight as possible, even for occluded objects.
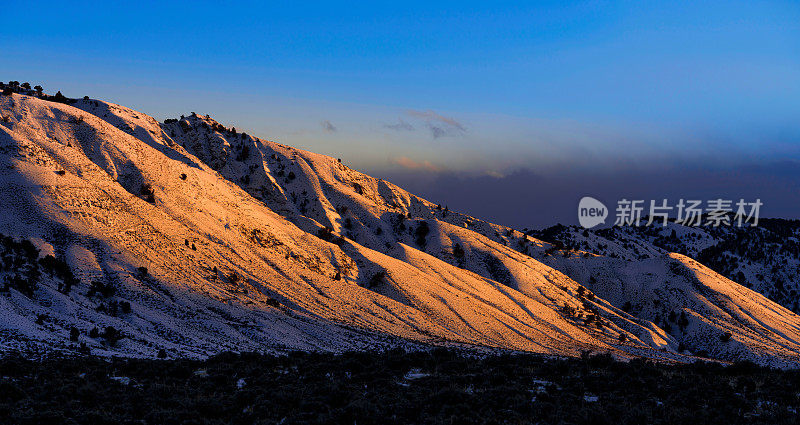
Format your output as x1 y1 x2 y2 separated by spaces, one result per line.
0 91 799 366
532 221 800 313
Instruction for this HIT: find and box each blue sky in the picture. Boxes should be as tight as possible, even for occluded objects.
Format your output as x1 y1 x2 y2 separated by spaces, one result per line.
4 1 799 226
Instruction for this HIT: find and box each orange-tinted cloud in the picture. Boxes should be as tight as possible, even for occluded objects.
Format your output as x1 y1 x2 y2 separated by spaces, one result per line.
392 156 443 172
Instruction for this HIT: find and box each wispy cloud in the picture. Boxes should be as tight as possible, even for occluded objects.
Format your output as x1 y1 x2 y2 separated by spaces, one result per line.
383 119 414 131
392 156 443 173
405 109 466 139
321 120 337 133
382 110 465 139
406 110 464 129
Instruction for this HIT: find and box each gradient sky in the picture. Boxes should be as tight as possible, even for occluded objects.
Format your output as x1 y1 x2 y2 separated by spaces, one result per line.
4 1 799 227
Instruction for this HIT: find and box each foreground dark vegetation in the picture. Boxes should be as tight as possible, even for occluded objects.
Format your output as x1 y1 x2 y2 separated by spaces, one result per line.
1 350 800 425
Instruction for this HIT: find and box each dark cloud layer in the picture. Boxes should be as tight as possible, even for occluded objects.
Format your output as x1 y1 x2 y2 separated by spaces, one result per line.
375 161 800 229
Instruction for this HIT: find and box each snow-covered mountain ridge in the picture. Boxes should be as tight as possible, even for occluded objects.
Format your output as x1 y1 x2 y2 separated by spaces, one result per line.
532 220 800 313
1 87 799 366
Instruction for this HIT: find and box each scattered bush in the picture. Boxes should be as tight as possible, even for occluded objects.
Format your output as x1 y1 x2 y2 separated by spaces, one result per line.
678 311 689 330
51 91 72 104
139 184 155 203
367 271 385 288
87 280 115 298
316 227 345 245
414 221 430 248
453 243 465 263
101 326 123 347
235 145 250 162
0 235 42 297
38 254 78 294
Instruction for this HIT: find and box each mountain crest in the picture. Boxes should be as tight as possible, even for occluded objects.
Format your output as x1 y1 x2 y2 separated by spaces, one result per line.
1 90 800 367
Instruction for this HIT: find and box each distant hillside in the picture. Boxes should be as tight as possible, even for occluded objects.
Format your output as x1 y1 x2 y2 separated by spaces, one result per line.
531 219 800 313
